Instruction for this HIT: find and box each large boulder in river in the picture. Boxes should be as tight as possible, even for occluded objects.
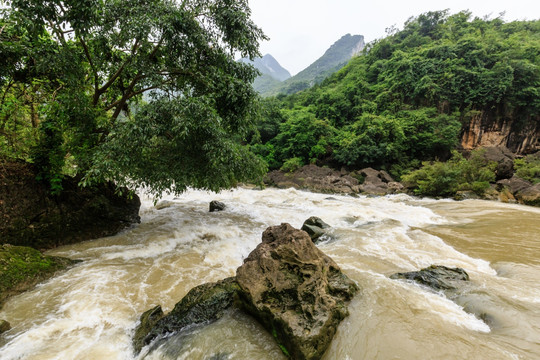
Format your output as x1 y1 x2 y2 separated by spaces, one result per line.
236 223 358 360
0 161 140 249
355 167 402 195
390 265 469 291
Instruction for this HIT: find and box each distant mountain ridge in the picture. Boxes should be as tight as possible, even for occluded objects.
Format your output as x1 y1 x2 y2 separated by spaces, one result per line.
243 34 365 97
239 54 291 82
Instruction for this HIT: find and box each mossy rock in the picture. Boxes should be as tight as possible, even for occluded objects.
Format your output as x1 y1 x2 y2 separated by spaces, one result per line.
133 277 240 354
0 244 78 308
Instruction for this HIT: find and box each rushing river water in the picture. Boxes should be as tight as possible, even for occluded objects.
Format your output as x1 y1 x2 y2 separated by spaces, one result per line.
1 187 539 360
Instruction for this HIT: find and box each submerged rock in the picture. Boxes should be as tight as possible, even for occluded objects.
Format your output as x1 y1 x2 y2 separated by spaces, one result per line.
133 277 240 354
390 265 469 291
236 223 358 360
209 200 226 212
0 319 10 334
301 216 331 242
155 200 174 210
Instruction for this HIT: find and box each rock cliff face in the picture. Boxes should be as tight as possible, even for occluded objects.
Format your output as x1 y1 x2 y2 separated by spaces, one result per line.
461 111 539 154
0 161 140 249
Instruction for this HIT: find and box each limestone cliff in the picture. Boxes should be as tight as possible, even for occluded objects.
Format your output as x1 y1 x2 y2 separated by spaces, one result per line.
461 110 539 154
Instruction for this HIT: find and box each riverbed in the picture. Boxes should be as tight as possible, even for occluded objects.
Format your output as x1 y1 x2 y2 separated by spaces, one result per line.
1 188 539 359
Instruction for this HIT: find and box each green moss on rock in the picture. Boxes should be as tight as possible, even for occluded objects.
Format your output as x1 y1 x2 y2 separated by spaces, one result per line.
0 244 77 307
133 277 240 354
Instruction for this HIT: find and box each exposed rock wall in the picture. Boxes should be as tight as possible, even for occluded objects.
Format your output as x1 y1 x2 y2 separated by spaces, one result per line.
461 111 539 154
0 161 140 249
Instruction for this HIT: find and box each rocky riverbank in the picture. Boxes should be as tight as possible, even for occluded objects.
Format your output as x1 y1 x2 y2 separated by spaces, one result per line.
0 160 141 319
0 161 141 249
265 147 540 207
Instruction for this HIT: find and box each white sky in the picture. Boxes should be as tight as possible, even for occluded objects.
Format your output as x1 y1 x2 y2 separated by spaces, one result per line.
248 0 540 75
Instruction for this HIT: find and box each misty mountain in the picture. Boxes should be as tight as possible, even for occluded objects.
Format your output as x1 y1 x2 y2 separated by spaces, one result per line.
239 54 291 82
254 34 365 97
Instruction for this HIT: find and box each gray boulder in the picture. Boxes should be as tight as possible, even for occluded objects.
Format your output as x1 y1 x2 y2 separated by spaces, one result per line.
482 146 515 180
497 176 532 194
516 183 540 207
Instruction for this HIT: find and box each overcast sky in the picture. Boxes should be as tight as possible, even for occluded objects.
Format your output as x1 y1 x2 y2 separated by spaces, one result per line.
248 0 540 75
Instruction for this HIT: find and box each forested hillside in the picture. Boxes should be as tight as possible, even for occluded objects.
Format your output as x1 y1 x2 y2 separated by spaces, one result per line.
250 11 540 179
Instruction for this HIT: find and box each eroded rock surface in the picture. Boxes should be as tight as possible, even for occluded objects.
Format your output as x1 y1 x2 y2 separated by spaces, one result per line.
236 223 358 360
0 161 140 249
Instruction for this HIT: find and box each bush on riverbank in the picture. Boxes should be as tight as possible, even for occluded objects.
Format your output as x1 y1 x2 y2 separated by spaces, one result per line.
515 154 540 184
402 149 497 197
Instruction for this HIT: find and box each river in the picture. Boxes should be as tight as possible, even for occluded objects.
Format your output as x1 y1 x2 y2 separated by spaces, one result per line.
0 187 539 359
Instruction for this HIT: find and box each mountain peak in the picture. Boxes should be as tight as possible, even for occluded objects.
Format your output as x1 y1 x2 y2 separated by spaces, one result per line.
239 54 291 82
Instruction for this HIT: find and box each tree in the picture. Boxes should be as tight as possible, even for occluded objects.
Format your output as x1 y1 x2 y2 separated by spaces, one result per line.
1 0 267 195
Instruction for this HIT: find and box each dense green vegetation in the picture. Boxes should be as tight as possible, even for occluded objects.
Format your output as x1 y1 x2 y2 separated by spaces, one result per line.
515 154 540 184
402 149 497 197
0 0 267 196
250 11 540 180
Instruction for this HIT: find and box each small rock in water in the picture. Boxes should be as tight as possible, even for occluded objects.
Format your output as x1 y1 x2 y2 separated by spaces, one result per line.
390 265 469 291
301 216 331 242
155 200 174 210
209 200 226 212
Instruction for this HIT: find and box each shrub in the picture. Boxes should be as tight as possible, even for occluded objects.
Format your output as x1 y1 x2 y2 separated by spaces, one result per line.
402 149 496 197
514 155 540 184
280 157 304 173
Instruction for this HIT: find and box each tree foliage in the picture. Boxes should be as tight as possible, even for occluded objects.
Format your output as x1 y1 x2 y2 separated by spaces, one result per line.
1 0 267 195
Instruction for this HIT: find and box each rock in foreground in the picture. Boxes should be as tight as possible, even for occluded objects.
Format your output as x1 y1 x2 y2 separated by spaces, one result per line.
390 265 469 291
236 223 358 360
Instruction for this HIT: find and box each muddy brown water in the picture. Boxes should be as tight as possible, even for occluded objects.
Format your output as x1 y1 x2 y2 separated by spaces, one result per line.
0 188 539 359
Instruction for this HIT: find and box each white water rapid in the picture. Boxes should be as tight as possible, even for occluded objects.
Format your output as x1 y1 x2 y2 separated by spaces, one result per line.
1 187 539 359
